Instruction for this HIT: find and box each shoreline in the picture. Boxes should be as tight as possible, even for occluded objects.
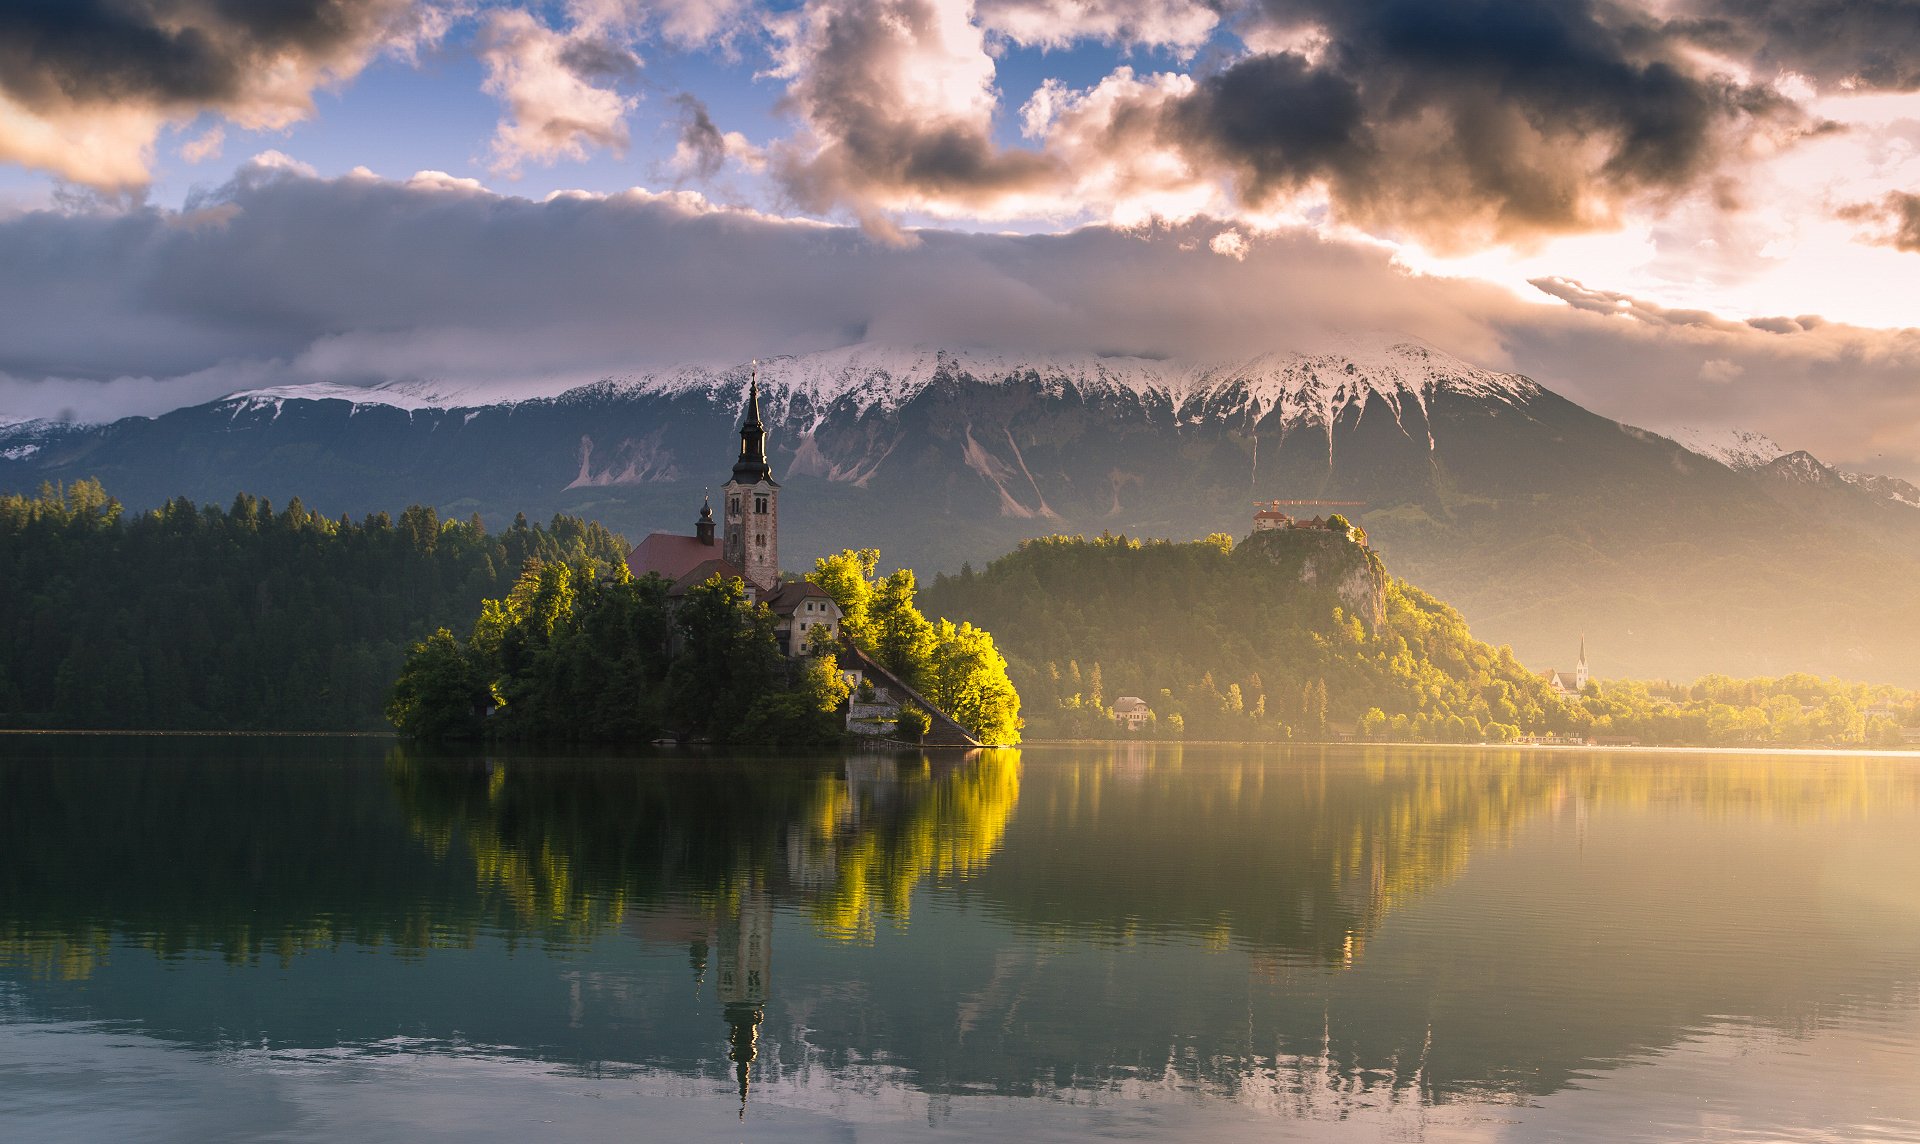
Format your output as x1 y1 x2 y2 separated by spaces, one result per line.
2 728 1917 757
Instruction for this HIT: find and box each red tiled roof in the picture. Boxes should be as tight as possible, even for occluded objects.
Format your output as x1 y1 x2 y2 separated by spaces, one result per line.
628 532 720 583
669 557 749 595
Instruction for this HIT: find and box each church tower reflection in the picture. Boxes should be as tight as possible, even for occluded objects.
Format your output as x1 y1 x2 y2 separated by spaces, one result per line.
715 883 773 1115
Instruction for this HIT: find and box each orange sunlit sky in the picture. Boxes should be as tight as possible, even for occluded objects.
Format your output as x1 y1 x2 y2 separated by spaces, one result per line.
2 0 1917 472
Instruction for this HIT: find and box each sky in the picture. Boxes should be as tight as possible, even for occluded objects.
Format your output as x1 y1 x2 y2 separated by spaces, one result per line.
1 0 1918 473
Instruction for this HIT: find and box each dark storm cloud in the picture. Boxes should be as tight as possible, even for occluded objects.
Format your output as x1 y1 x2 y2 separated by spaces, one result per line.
1149 0 1816 243
1677 0 1920 90
0 0 413 110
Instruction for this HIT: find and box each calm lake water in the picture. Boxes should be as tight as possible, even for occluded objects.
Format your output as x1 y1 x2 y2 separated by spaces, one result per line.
3 738 1918 1143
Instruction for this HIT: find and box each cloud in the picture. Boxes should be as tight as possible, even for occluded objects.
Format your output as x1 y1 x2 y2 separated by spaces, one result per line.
975 0 1220 53
1839 191 1920 252
768 0 1063 237
670 94 762 178
1699 356 1745 382
1675 0 1920 91
478 8 641 172
1528 276 1752 331
5 162 1920 478
758 0 1910 248
0 0 456 188
1084 0 1829 247
179 126 227 165
647 0 758 50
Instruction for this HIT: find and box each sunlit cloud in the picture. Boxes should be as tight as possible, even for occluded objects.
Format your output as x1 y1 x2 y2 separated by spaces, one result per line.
0 0 460 188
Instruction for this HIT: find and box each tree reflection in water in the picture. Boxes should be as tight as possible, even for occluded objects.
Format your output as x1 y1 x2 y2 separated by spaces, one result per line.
3 739 1918 1125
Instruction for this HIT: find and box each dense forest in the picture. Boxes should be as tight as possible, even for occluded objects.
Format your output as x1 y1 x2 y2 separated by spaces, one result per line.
388 563 853 745
0 480 626 730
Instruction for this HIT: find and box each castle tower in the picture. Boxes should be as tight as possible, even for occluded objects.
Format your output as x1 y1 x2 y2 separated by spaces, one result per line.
1575 635 1589 691
723 366 780 592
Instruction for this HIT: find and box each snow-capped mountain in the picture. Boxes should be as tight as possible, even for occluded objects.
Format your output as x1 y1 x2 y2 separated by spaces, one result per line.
10 340 1920 684
1661 426 1787 471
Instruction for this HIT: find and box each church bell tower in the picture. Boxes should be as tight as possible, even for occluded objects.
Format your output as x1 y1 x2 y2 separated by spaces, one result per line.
723 365 779 593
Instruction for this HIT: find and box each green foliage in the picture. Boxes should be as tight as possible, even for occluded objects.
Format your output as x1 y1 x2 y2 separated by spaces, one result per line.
922 532 1566 742
924 620 1023 747
810 549 1022 744
661 574 785 739
385 629 490 741
870 569 937 688
0 480 627 730
811 548 879 644
894 702 931 741
394 564 852 745
1571 673 1920 746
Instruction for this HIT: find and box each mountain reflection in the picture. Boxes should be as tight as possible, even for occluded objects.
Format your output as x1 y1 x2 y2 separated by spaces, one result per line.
2 738 1918 1121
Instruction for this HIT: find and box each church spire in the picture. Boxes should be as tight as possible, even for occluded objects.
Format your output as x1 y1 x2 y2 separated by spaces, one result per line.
732 361 773 484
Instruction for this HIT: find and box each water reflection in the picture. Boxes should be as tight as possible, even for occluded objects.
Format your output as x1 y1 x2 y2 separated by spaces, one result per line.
2 738 1918 1140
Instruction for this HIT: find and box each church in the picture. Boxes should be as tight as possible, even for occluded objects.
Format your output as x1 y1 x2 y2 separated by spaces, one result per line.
626 370 842 657
1547 638 1590 698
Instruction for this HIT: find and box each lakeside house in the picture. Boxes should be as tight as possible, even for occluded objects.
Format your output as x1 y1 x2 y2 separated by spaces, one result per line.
1112 696 1151 730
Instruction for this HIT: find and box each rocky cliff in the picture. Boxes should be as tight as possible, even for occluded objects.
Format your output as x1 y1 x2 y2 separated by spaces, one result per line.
1232 527 1388 631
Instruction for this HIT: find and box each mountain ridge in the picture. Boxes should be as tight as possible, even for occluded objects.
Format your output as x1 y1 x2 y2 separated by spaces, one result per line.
9 339 1920 684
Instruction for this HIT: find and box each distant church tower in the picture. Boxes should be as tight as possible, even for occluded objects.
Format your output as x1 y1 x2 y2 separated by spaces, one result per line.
1576 635 1589 691
723 366 779 592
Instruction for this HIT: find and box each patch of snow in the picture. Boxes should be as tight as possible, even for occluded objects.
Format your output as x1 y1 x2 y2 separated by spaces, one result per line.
2 444 39 460
1662 426 1787 470
1841 470 1920 509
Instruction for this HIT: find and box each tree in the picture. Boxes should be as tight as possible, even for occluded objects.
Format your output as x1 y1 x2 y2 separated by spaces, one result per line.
923 619 1023 745
664 575 783 740
738 652 851 746
809 548 881 644
895 702 931 741
388 629 489 740
870 569 937 686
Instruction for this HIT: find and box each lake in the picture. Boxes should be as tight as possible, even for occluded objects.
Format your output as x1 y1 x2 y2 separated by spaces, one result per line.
3 737 1918 1142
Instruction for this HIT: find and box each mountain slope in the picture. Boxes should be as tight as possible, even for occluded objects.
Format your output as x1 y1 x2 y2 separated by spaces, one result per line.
8 341 1920 684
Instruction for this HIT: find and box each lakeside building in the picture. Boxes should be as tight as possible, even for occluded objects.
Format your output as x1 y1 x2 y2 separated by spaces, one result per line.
627 370 842 657
1112 696 1151 730
1547 638 1591 698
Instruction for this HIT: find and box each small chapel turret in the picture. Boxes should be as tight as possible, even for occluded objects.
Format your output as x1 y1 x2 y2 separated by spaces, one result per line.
723 366 780 592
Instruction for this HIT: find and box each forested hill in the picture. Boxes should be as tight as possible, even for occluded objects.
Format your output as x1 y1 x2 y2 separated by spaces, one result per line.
0 481 627 730
921 528 1573 741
